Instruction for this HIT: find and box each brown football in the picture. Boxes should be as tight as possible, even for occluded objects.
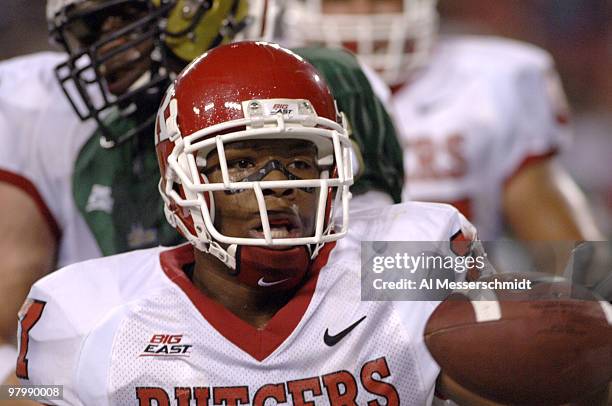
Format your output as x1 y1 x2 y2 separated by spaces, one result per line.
424 276 612 405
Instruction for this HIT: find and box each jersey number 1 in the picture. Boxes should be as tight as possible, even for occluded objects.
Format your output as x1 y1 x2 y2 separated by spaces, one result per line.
16 299 46 379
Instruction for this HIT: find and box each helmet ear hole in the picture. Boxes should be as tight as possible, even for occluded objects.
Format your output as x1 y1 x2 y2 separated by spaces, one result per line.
169 183 182 213
174 184 190 217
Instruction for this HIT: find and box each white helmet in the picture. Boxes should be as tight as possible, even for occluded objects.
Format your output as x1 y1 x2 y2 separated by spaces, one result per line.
46 0 86 21
283 0 438 86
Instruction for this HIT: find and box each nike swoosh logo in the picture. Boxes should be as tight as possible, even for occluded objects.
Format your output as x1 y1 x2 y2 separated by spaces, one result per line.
257 277 290 287
323 316 367 347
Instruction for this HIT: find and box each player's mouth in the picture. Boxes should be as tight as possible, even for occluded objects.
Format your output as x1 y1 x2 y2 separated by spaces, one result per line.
248 214 304 239
99 47 151 95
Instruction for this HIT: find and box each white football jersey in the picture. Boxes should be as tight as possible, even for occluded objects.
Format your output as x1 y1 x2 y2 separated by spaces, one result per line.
19 202 473 405
396 36 570 239
0 52 101 266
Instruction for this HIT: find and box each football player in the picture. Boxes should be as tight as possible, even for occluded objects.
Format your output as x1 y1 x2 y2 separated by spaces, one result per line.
282 0 604 264
16 40 468 405
17 42 609 406
0 0 402 386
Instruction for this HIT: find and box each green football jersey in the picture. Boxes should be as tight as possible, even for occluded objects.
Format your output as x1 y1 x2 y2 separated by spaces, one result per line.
73 118 182 256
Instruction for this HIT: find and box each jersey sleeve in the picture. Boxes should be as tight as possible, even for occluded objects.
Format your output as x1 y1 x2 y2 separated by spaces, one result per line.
496 50 571 182
370 202 477 243
16 248 167 404
0 52 71 240
17 282 86 406
293 46 404 203
387 204 483 405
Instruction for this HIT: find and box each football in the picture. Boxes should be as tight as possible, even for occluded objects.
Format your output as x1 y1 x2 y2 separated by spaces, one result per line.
424 275 612 405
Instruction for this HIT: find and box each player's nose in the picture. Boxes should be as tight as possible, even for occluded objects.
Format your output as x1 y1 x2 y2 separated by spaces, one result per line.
262 169 295 198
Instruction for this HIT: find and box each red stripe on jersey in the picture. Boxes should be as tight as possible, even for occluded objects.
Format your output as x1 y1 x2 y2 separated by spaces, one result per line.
0 169 61 240
160 242 336 361
16 299 47 379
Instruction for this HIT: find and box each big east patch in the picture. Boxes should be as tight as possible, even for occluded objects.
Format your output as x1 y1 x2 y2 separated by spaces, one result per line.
140 334 192 357
270 103 293 115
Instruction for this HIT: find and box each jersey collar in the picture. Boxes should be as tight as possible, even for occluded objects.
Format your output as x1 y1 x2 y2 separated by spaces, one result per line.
159 243 335 361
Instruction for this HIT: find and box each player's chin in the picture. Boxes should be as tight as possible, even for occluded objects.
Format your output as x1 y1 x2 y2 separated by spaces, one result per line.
105 64 148 95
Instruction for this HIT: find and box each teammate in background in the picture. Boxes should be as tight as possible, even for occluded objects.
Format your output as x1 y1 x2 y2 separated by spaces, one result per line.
282 0 605 274
0 0 402 386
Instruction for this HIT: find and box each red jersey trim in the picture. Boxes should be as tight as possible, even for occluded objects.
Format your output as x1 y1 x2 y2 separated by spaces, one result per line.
160 242 336 362
503 148 558 188
0 169 61 240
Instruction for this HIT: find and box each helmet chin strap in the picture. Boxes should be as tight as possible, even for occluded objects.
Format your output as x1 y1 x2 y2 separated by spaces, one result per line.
233 245 312 291
201 239 313 291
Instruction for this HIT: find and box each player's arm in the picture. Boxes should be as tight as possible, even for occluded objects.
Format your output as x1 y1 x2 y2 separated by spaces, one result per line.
429 211 504 406
502 157 604 277
498 51 604 276
498 51 602 241
503 157 601 241
0 182 57 378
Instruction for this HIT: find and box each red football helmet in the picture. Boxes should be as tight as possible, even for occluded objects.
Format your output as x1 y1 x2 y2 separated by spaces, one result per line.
155 41 353 269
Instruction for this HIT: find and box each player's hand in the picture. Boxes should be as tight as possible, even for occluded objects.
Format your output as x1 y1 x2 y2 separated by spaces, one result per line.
563 241 612 300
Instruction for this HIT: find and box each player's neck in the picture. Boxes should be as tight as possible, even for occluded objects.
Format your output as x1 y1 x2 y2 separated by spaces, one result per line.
192 249 295 329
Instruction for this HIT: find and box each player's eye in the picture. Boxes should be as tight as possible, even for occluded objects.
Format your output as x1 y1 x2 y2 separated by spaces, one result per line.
228 158 255 170
288 160 313 170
